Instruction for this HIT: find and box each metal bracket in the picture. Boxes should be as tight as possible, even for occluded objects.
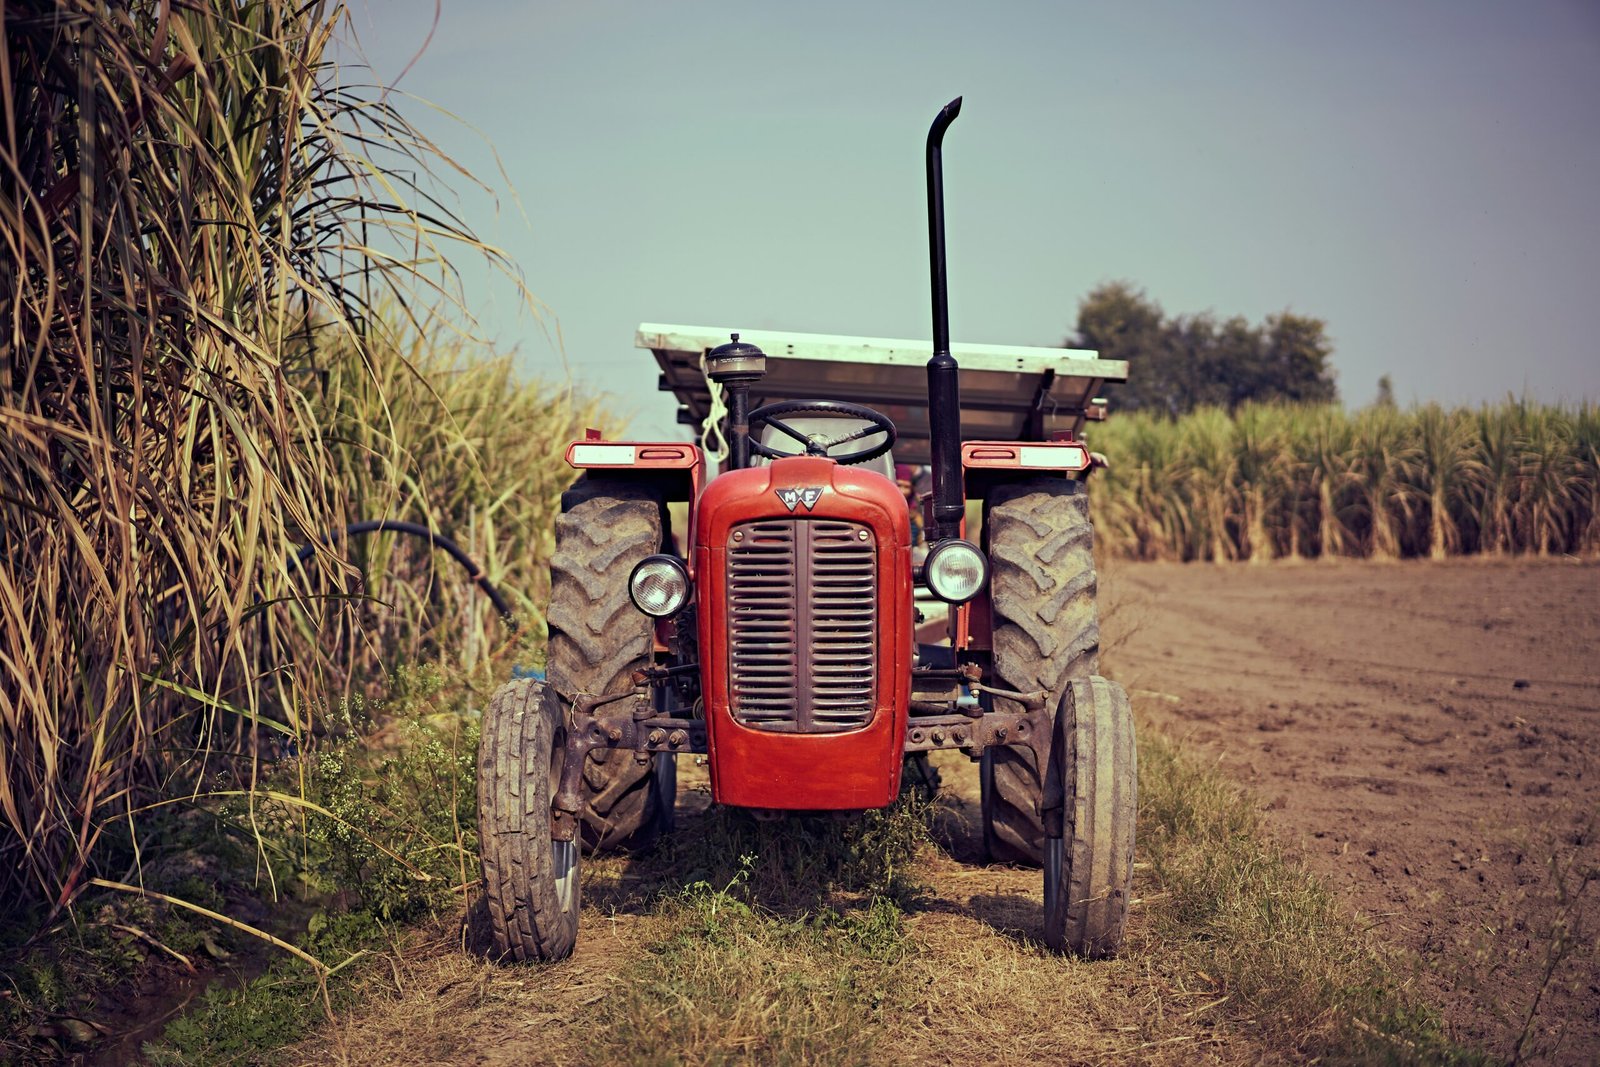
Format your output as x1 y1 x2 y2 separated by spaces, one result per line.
1025 368 1057 440
905 678 1065 835
550 689 708 840
903 702 1051 760
631 662 700 687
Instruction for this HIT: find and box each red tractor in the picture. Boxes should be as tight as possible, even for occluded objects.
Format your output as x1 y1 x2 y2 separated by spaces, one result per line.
478 98 1135 962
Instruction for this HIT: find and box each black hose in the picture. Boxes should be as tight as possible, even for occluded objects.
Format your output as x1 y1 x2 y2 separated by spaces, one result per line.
293 519 518 628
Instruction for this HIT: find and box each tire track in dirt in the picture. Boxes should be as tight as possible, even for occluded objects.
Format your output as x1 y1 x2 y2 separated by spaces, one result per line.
1102 558 1600 1064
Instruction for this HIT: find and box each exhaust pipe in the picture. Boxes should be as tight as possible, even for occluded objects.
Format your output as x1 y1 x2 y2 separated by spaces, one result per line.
925 96 964 543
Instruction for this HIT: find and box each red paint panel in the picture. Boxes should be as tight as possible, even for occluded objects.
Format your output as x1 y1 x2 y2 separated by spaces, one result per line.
563 438 705 553
563 439 705 495
960 440 1090 473
694 457 912 810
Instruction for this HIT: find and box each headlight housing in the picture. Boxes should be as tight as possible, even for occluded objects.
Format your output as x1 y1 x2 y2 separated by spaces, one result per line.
923 539 988 604
628 555 691 617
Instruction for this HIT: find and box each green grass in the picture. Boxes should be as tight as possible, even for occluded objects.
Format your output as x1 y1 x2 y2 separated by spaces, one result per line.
1137 733 1489 1064
136 671 482 1065
0 663 485 1066
64 697 1490 1067
609 793 934 913
435 730 1484 1067
140 908 393 1067
571 788 933 1067
591 882 908 1067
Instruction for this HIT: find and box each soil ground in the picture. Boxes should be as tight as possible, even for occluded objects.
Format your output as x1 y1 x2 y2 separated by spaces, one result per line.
1101 558 1600 1064
275 557 1599 1066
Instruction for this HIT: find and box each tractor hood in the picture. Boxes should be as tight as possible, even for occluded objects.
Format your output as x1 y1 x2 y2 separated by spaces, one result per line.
692 455 914 810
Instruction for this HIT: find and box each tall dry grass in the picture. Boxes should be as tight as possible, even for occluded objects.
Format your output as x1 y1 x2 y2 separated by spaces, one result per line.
1089 400 1600 562
301 325 606 687
0 1 524 909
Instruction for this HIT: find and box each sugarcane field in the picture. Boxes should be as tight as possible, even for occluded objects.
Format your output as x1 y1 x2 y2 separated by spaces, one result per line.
2 3 1596 1065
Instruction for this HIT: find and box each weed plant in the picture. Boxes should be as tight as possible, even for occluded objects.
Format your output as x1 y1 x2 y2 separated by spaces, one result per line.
216 723 1508 1066
0 665 481 1065
565 735 1494 1066
593 884 909 1067
140 671 479 1064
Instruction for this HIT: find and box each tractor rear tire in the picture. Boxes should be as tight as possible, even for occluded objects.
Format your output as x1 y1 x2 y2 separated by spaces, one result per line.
547 477 670 853
478 678 580 962
980 478 1100 866
1043 676 1137 957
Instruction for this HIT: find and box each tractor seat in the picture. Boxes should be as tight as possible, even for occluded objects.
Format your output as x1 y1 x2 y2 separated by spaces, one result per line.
754 416 895 482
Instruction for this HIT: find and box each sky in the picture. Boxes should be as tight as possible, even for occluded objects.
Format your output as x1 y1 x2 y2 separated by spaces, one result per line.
344 0 1600 438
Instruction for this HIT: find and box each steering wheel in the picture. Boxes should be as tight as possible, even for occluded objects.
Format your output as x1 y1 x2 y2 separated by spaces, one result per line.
747 400 898 466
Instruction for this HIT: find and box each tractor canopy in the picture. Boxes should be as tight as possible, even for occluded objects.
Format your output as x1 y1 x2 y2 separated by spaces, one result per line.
640 324 1130 465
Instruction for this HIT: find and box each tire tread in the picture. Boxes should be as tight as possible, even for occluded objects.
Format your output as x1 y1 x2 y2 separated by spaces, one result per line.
982 478 1100 865
1049 676 1136 957
478 678 579 962
546 479 666 851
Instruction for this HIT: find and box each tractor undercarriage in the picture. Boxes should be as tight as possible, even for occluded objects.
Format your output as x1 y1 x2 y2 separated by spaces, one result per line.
549 661 1059 841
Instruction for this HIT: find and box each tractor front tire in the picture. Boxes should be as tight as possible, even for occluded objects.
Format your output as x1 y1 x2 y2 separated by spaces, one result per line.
478 678 580 962
1043 676 1137 957
981 477 1100 866
547 478 671 853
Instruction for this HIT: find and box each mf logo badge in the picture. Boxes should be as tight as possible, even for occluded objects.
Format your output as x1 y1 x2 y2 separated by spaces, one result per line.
775 486 824 512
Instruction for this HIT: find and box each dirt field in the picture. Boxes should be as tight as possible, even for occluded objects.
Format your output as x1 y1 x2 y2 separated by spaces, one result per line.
1101 558 1600 1064
274 558 1599 1067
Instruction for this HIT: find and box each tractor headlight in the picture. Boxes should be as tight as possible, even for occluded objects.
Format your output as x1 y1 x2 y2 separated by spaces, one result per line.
629 555 691 618
923 539 988 604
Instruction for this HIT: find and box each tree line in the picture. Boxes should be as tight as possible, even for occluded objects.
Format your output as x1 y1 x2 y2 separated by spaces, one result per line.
1069 282 1339 416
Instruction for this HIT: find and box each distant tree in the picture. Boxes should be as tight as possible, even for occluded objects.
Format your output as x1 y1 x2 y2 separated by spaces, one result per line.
1375 374 1396 408
1068 283 1339 416
1073 281 1166 357
1259 312 1338 405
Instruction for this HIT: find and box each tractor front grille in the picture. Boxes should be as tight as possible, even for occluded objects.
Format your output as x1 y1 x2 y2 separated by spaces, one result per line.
726 518 877 733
